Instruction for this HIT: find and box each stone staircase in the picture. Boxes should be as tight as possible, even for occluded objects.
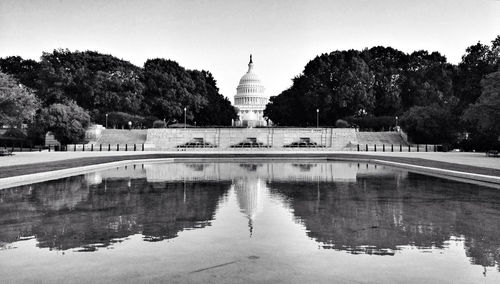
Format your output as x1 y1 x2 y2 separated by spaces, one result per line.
331 129 358 150
356 131 408 146
92 129 148 145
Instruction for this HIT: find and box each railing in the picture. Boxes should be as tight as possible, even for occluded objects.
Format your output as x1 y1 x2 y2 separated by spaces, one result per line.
65 143 146 152
356 144 443 152
0 144 56 152
1 142 444 152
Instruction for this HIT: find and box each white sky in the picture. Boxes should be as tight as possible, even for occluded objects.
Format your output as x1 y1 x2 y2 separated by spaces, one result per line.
1 0 499 102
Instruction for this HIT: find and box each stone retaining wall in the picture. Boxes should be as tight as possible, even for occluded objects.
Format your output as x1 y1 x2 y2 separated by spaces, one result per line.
146 128 358 150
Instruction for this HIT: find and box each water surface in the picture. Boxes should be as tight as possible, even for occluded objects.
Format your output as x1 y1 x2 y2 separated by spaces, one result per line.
1 161 499 283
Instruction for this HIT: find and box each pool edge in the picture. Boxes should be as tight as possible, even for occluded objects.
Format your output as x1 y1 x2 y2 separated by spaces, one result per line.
1 156 499 189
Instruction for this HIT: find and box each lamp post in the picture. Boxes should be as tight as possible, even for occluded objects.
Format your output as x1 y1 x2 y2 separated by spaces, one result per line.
316 109 319 128
184 107 187 130
395 116 399 131
128 121 132 131
105 113 108 128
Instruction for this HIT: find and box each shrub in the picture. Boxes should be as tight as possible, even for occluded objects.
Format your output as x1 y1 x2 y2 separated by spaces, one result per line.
3 128 27 139
335 119 349 128
34 101 91 144
399 104 456 144
107 112 145 129
153 120 166 128
344 115 396 131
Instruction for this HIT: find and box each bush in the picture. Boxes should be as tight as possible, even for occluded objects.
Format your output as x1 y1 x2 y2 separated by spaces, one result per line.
143 116 159 128
107 112 145 129
399 104 457 144
335 119 349 128
34 101 91 144
344 115 396 131
153 120 166 128
3 128 27 139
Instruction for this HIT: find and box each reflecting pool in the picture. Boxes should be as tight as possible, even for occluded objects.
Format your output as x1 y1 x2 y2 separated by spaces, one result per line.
1 161 500 283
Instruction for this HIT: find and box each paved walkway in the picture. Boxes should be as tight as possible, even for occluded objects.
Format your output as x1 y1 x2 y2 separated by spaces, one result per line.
0 151 146 167
0 151 498 170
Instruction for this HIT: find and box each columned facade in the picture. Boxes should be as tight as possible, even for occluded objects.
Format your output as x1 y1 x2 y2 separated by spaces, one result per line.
234 55 269 127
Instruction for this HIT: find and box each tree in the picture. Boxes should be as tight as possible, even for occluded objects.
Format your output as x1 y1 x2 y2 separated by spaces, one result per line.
462 70 500 148
33 101 90 144
453 37 500 114
189 70 237 125
143 59 236 126
361 46 408 116
143 59 206 122
1 50 238 126
0 56 41 89
400 51 455 110
37 49 145 114
265 50 375 126
399 104 456 144
0 72 40 126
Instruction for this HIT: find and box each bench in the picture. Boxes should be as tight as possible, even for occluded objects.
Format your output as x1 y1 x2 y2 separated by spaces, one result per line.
0 148 14 156
486 150 499 157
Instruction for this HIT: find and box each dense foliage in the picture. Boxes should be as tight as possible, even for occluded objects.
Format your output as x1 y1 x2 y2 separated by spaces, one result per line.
264 36 500 148
1 37 498 149
142 59 236 125
30 101 91 144
0 49 237 143
0 72 40 127
461 70 500 149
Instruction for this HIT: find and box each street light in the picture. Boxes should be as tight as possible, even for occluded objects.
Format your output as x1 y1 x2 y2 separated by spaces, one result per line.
128 121 132 131
395 116 399 131
105 113 108 128
184 107 187 130
316 109 319 128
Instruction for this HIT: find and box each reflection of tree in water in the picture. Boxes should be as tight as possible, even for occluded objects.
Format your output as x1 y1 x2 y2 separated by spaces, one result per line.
239 164 262 172
291 163 317 172
268 172 500 270
0 176 230 251
185 163 207 171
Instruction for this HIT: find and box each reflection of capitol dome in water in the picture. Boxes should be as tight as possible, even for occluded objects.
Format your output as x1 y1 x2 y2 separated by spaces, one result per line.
85 172 103 185
234 178 266 236
233 55 269 127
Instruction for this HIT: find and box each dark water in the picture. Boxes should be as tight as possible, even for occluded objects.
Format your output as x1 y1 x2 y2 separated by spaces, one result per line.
1 161 499 283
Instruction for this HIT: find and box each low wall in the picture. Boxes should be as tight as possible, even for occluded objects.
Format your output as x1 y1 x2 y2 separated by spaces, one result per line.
146 128 358 150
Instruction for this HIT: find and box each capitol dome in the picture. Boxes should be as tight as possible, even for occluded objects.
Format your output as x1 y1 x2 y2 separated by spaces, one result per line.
234 55 269 127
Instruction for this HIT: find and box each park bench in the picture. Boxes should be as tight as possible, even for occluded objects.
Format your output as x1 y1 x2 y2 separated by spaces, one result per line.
0 148 14 156
486 150 499 157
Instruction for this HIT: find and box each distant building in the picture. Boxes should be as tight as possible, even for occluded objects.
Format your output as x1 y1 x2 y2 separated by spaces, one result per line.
233 55 269 127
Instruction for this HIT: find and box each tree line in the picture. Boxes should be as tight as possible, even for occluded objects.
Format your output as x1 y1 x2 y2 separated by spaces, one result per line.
1 36 499 149
0 49 237 144
264 36 500 149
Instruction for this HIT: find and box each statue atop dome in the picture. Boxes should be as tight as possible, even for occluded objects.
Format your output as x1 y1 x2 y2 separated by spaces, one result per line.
233 55 270 127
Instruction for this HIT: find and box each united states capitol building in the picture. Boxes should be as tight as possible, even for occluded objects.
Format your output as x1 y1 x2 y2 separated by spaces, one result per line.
233 55 269 127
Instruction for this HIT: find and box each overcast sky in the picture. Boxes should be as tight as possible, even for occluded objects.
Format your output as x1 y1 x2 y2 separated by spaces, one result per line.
1 0 499 101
